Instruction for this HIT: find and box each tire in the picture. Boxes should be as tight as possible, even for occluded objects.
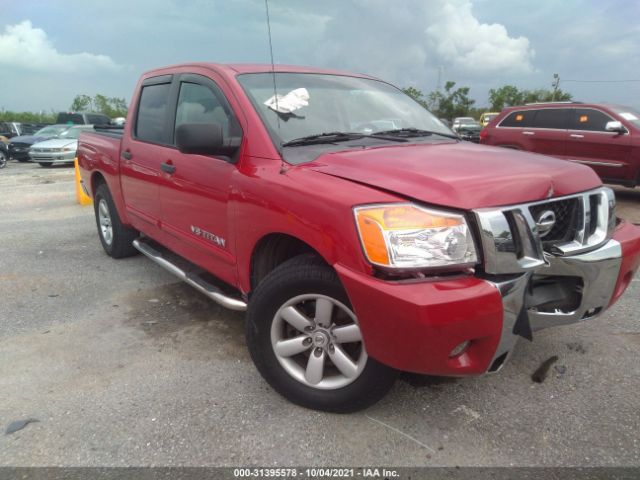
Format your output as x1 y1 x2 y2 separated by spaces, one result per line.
93 183 139 258
0 151 6 169
246 254 397 412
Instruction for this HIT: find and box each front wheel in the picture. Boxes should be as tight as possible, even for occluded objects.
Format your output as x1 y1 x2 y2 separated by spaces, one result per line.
0 151 6 169
246 255 397 412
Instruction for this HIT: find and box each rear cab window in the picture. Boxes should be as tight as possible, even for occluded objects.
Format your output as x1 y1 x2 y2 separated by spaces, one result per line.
135 80 172 144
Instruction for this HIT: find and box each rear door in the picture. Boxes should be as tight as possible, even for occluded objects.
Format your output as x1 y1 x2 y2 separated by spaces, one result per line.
120 75 174 234
158 73 243 286
527 108 569 158
566 108 632 181
492 109 537 149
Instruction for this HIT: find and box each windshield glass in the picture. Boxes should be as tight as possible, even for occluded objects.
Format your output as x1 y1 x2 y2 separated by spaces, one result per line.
237 73 452 145
58 127 86 140
36 125 69 137
610 106 640 128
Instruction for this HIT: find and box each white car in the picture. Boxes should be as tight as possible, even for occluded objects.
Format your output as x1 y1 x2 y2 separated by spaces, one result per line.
29 125 94 167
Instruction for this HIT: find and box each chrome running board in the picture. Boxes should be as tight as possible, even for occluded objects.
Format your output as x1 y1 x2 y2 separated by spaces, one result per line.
132 238 247 312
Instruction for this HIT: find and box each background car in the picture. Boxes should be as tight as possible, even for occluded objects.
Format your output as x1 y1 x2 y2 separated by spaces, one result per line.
0 141 8 168
0 121 44 139
29 125 94 167
480 102 640 187
456 122 481 143
56 112 111 125
479 112 499 127
8 124 71 162
451 116 478 132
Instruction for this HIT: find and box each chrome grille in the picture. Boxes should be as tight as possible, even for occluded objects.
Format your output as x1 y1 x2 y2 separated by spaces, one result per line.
529 198 580 246
474 188 615 275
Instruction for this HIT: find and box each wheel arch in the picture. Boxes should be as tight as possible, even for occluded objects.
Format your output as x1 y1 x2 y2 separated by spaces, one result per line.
249 232 329 293
90 171 107 196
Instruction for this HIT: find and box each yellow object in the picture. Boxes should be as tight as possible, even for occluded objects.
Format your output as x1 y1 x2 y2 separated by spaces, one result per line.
74 158 93 206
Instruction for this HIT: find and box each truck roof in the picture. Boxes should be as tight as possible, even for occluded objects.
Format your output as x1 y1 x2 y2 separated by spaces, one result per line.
141 62 378 80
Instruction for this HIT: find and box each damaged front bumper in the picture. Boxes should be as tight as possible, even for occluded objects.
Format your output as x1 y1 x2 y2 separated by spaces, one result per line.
336 188 640 377
476 187 640 372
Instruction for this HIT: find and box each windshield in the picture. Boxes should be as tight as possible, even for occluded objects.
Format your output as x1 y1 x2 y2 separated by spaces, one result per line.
36 125 69 137
57 127 86 140
237 73 452 145
610 106 640 128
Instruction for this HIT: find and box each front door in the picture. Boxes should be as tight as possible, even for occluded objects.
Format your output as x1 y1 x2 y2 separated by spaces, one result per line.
159 74 243 286
566 108 632 182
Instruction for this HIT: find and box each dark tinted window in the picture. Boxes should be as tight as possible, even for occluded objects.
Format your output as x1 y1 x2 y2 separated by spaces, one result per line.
499 110 536 128
57 113 84 124
87 114 110 125
570 108 616 131
136 83 171 143
532 108 568 129
174 81 241 143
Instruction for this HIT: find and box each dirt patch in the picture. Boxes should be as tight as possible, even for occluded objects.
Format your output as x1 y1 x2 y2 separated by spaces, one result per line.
121 282 248 360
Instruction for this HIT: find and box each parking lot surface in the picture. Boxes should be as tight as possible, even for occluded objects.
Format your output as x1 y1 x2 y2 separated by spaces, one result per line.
1 161 639 466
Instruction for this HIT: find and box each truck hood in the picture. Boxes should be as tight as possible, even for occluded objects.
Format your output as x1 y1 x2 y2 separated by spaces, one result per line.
304 142 602 209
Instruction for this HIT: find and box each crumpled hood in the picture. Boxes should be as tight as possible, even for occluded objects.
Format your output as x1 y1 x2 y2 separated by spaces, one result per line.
303 142 602 209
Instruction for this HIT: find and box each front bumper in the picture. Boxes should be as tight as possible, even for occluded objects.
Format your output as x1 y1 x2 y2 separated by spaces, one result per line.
336 221 640 376
29 151 76 164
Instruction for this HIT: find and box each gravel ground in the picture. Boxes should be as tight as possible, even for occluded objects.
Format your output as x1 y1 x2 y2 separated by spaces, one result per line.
0 161 639 467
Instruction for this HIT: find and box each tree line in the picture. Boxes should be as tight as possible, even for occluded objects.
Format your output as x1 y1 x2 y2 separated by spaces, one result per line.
403 82 572 120
0 94 128 124
2 84 570 124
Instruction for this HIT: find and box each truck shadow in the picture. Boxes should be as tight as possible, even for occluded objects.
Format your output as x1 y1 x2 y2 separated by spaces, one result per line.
122 281 248 361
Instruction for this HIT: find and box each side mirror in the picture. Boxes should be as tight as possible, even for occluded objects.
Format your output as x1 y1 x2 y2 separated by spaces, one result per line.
175 123 240 157
605 120 626 134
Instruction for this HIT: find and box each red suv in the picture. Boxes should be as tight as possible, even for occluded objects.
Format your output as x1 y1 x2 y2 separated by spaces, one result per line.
480 102 640 187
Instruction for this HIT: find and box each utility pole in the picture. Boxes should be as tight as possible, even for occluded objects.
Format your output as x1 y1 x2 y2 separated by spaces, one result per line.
551 73 560 101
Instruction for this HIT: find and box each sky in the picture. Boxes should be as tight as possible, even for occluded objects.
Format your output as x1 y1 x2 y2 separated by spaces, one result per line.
1 0 639 113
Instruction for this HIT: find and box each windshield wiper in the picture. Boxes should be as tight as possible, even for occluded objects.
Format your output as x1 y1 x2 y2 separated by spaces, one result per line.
281 132 365 147
373 128 459 140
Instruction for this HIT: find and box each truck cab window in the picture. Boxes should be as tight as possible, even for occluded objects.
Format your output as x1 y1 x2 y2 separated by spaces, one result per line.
135 83 171 143
174 82 238 142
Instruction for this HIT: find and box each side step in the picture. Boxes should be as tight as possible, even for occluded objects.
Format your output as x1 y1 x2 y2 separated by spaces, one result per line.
132 238 248 312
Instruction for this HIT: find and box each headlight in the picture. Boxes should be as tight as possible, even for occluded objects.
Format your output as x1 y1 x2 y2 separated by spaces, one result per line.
354 203 478 269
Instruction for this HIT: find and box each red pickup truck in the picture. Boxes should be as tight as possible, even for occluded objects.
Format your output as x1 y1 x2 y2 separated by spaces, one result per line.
78 63 640 412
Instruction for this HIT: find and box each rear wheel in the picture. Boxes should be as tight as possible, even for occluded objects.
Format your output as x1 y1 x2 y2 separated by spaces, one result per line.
246 255 397 412
94 183 138 258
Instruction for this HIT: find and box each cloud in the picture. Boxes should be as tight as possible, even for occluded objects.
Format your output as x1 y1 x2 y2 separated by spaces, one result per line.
425 1 534 74
0 20 121 73
303 0 534 86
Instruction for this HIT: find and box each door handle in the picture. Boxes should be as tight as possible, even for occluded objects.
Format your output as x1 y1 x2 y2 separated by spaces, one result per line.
121 150 132 160
161 161 176 174
570 134 584 139
522 131 535 136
